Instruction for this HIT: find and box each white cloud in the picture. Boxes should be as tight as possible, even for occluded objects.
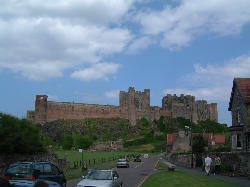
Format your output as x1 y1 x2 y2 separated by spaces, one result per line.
105 90 120 99
164 54 250 102
136 0 250 49
71 63 121 81
127 36 155 54
0 0 135 81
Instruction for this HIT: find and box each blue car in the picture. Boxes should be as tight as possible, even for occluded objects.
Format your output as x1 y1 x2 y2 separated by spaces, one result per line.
9 179 61 187
4 161 66 187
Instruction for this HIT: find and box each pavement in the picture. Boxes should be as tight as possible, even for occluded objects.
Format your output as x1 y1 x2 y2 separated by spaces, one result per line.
162 160 250 187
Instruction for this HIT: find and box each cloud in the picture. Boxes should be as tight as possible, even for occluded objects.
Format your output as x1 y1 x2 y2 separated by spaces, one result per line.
164 54 250 101
71 63 121 81
127 36 155 54
0 0 135 81
105 90 120 99
136 0 250 50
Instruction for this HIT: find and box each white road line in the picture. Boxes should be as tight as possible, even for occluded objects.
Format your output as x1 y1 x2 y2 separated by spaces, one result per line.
134 162 144 169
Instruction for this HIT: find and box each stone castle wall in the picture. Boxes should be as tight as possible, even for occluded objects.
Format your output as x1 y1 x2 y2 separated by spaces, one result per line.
27 87 218 125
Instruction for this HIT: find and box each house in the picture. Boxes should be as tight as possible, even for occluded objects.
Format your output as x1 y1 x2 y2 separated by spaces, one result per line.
167 131 225 153
228 78 250 152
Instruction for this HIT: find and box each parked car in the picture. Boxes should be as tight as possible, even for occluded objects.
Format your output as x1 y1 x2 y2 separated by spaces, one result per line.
77 170 122 187
117 159 129 168
133 155 142 162
4 161 66 187
9 179 61 187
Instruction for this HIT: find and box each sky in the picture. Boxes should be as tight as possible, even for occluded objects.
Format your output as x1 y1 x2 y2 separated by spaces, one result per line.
1 0 250 126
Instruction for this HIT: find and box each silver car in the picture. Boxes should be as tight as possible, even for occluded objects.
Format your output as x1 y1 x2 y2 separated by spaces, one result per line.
77 170 122 187
117 159 129 168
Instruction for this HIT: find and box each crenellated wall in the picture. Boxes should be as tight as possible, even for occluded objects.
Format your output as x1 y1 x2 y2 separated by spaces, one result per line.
27 87 218 125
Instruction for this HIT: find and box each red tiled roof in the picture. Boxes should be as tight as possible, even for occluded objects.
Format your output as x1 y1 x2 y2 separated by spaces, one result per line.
167 133 178 145
214 135 226 144
167 133 225 145
235 78 250 104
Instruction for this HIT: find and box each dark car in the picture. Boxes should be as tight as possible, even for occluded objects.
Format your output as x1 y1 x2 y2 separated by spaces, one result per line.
4 161 66 187
133 155 142 162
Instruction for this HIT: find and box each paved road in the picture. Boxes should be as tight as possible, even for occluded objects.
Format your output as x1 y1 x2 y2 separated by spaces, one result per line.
67 155 160 187
115 155 159 187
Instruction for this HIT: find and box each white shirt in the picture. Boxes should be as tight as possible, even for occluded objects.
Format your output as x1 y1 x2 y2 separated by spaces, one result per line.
205 157 212 166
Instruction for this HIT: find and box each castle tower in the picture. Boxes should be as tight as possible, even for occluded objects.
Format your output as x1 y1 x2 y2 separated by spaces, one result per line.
128 87 137 126
34 95 48 124
208 103 218 122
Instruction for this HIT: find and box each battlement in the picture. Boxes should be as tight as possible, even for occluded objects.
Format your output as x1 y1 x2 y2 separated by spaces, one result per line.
27 88 218 125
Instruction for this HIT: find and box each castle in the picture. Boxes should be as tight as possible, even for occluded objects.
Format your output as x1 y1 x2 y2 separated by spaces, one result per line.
27 87 218 125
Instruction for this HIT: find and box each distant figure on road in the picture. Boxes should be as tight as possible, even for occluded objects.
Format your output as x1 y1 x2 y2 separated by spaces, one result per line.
204 154 212 176
214 154 221 175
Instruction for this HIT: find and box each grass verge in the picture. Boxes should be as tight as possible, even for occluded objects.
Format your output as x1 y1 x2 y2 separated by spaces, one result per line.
142 171 242 187
155 161 168 170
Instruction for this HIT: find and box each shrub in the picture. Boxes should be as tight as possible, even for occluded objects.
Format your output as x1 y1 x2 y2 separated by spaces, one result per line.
0 113 45 154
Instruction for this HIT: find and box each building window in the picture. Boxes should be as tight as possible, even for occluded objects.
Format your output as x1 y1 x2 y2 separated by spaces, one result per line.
237 134 242 149
237 110 241 124
247 134 250 150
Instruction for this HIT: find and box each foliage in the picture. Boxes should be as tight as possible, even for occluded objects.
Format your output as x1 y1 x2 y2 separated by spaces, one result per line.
192 134 207 154
139 117 151 127
211 145 231 152
60 133 73 149
0 113 45 154
157 116 165 132
193 120 229 134
156 161 168 170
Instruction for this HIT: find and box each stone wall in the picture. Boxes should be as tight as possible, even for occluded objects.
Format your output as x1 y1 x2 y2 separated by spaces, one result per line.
27 88 218 126
168 152 250 176
89 141 123 151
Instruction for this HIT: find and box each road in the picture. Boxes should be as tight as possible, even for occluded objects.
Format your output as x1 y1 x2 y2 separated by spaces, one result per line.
67 155 160 187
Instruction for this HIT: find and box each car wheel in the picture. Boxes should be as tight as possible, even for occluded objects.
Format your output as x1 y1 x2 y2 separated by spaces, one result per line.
62 182 66 187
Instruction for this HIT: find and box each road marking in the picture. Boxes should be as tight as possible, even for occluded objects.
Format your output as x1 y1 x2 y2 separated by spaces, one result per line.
134 162 144 169
154 159 159 169
136 175 150 187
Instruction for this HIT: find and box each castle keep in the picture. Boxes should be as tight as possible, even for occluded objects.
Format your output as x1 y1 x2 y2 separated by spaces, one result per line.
27 87 218 125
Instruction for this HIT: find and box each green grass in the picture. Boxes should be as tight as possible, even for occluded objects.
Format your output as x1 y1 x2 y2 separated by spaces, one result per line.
56 150 137 169
65 170 88 181
155 161 168 170
142 171 241 187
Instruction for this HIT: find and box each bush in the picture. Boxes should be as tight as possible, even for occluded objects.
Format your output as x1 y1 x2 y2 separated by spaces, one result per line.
0 113 45 154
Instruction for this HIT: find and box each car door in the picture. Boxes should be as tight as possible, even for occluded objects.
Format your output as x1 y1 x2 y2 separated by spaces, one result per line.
51 164 65 185
112 171 122 187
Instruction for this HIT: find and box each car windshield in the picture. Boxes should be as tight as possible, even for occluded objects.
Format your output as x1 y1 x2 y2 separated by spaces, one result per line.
86 170 112 180
118 159 126 162
6 163 32 175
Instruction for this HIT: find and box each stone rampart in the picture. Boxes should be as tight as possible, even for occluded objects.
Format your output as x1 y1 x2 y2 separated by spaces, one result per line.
27 88 218 125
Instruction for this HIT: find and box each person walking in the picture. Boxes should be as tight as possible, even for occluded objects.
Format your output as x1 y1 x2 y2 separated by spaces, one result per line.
204 154 212 176
214 154 221 175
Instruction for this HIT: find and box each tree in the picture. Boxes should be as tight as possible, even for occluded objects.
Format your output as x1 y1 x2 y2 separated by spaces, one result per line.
192 135 207 154
60 133 73 149
157 116 165 132
0 113 45 154
194 120 229 134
